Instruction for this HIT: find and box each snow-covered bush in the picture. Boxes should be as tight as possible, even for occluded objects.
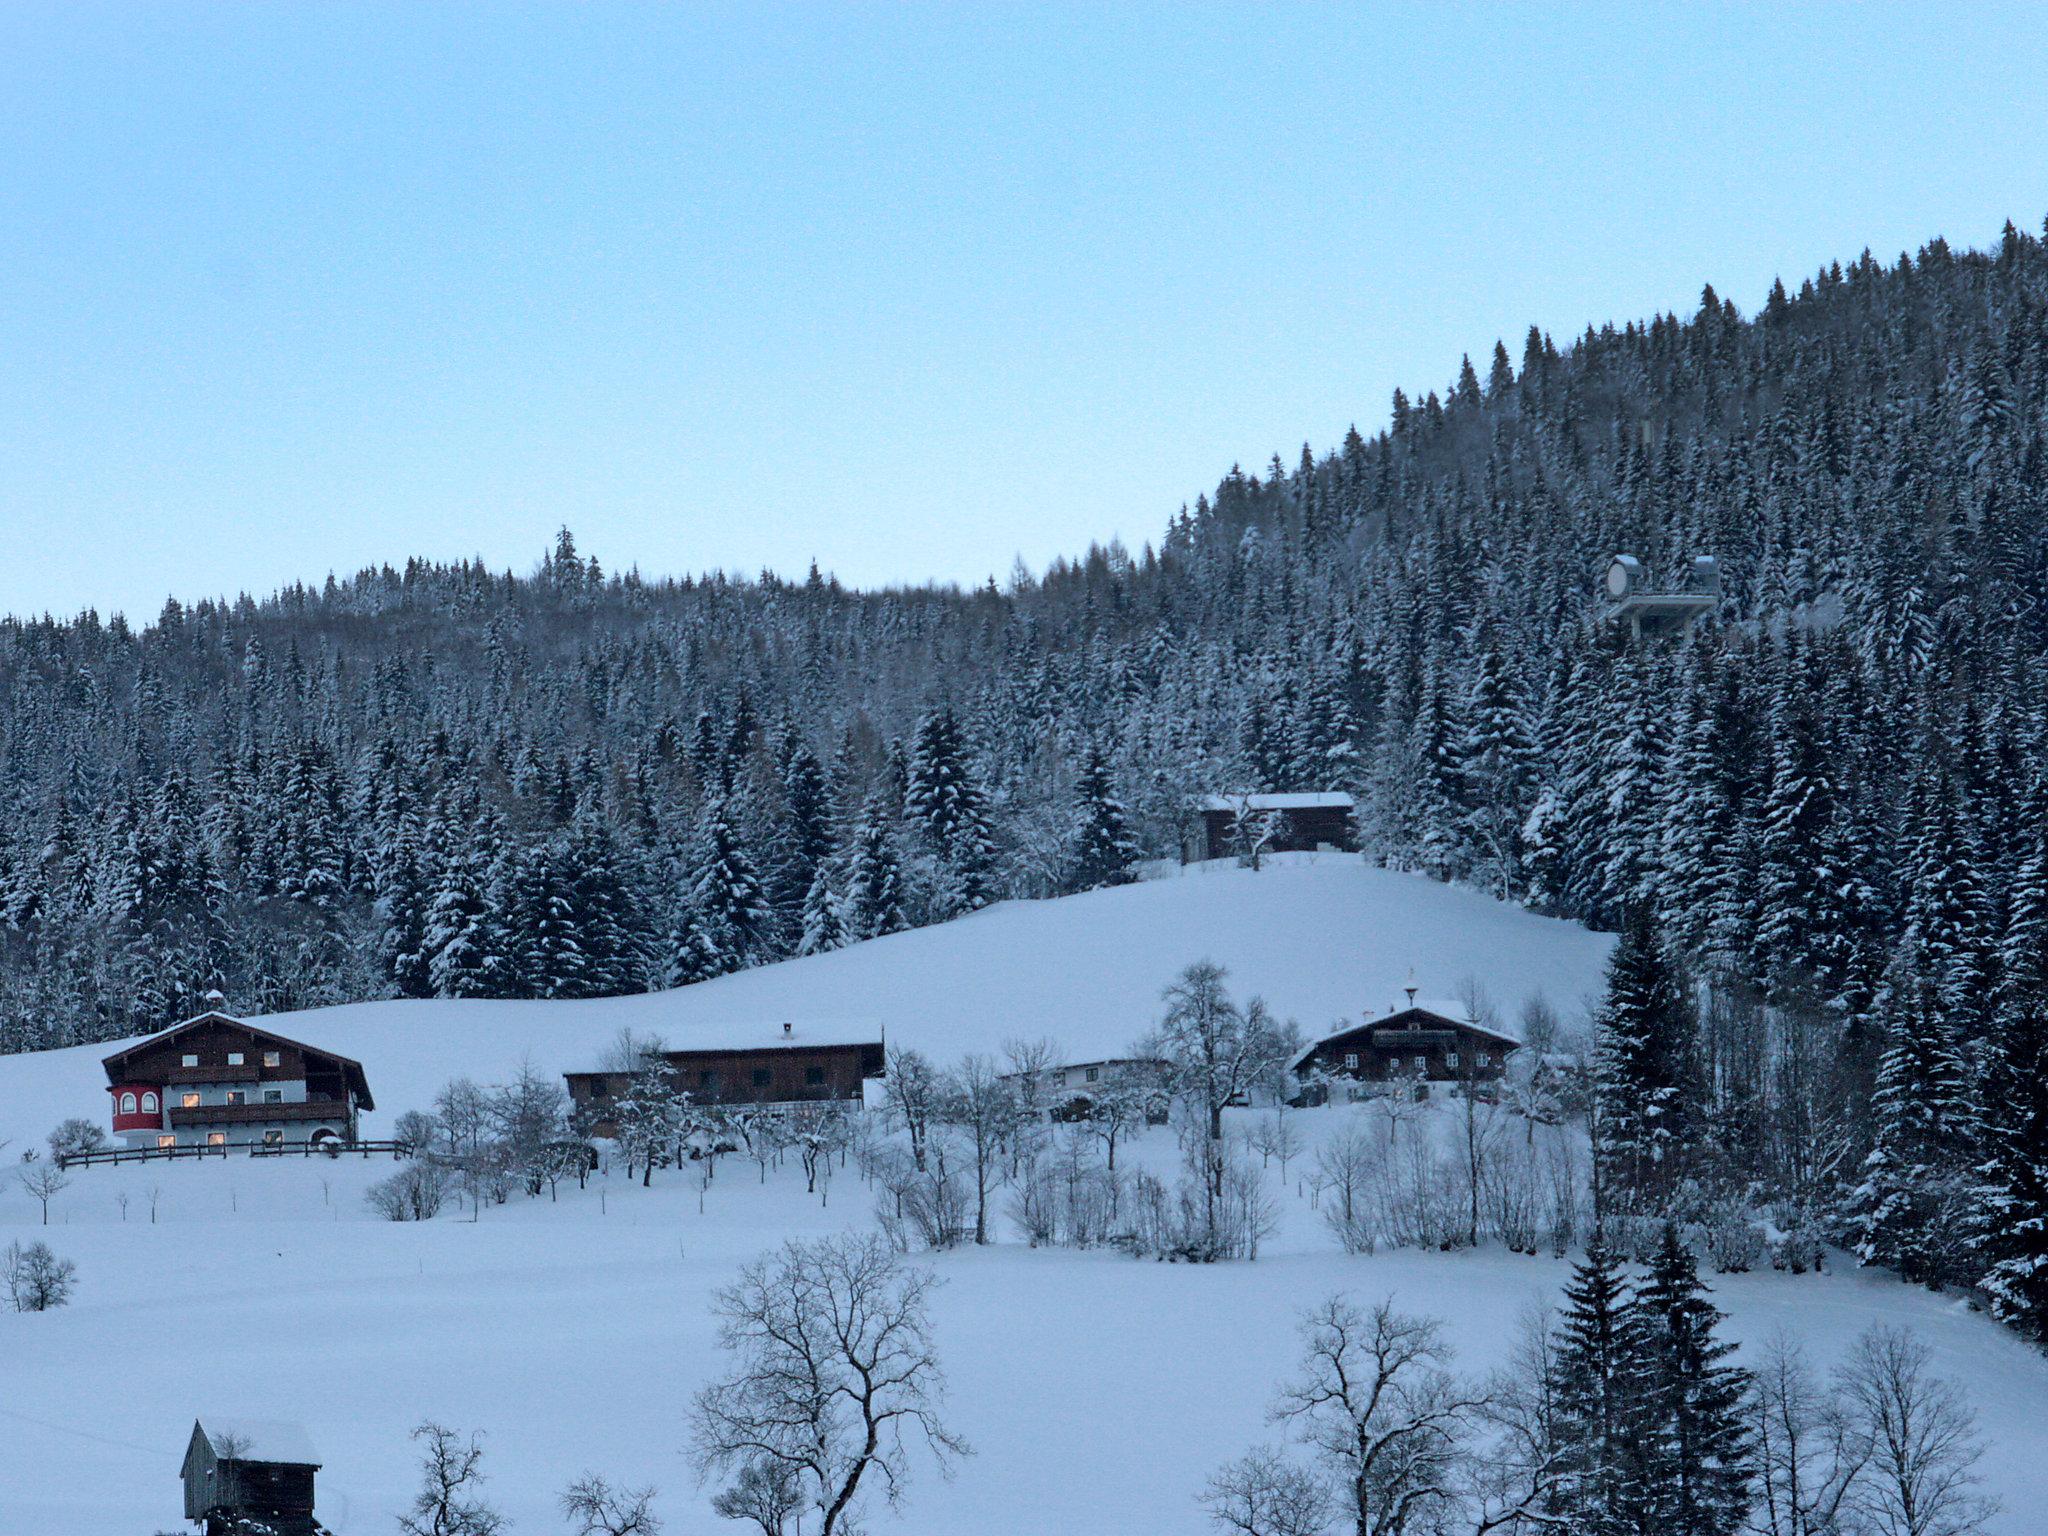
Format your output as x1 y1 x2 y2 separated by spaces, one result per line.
367 1160 454 1222
1692 1206 1767 1274
4 1239 76 1312
46 1118 108 1161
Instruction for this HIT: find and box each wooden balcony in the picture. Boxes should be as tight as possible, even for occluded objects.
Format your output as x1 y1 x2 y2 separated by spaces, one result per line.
169 1100 349 1127
166 1064 265 1084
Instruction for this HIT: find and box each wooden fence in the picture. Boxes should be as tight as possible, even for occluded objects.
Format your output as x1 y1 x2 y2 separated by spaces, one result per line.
56 1139 410 1171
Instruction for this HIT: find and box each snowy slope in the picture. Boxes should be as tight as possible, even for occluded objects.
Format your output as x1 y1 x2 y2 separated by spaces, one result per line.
0 854 1615 1145
3 861 2046 1535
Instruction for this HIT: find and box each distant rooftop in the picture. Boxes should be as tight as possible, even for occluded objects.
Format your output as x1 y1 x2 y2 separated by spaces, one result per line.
1198 792 1355 812
569 1018 886 1068
198 1418 320 1467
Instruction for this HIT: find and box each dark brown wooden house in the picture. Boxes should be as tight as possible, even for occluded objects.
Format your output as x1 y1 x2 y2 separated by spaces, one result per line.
1193 793 1356 862
567 1021 884 1135
102 1012 373 1151
181 1418 322 1536
1289 994 1521 1098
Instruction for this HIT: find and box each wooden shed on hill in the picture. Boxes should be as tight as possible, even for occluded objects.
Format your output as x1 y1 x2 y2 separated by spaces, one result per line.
1192 792 1356 862
181 1418 323 1536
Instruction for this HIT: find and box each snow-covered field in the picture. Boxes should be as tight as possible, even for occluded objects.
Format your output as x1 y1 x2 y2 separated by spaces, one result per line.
2 859 2043 1535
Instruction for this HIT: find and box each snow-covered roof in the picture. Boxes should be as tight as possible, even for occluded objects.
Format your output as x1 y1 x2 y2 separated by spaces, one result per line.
569 1018 886 1068
1198 792 1355 812
199 1418 320 1466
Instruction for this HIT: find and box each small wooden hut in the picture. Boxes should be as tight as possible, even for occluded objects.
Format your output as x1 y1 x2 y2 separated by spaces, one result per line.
181 1417 322 1536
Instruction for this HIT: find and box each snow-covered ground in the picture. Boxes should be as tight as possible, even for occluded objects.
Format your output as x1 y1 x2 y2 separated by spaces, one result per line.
0 855 1614 1146
2 859 2042 1535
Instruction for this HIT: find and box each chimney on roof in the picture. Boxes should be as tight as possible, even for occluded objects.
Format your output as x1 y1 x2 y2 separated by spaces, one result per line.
782 1021 792 1038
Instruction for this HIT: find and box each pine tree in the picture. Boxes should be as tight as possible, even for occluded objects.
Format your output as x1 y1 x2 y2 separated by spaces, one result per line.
1594 910 1705 1210
844 799 907 941
1976 1002 2048 1336
904 708 997 915
797 862 848 956
1636 1224 1755 1535
1852 958 1978 1286
1066 744 1138 893
690 797 773 975
1549 1235 1654 1536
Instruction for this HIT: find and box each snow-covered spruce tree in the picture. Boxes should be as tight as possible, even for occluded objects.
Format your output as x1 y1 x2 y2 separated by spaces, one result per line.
796 862 848 956
904 707 997 917
1066 742 1139 893
1974 1000 2048 1336
1548 1233 1655 1536
1592 909 1706 1213
843 799 907 942
1850 958 1978 1288
1636 1223 1755 1535
689 796 774 976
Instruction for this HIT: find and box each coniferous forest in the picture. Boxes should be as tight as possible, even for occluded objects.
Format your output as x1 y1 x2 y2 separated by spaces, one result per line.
6 220 2048 1329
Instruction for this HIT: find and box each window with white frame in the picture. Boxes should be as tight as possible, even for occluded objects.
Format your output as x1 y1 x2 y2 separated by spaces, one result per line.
182 1053 198 1067
119 1092 137 1114
227 1052 244 1066
141 1092 158 1113
1344 1052 1358 1069
157 1134 175 1150
1414 1055 1427 1071
225 1090 245 1106
263 1051 280 1068
182 1092 201 1109
1478 1051 1491 1066
1447 1051 1460 1069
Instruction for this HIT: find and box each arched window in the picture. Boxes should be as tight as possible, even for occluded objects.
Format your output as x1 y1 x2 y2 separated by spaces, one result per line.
141 1092 159 1114
119 1092 137 1114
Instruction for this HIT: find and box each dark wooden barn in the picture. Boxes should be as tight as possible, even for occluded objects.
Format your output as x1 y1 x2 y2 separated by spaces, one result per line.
566 1021 884 1135
181 1418 323 1536
1290 994 1521 1098
1193 793 1356 862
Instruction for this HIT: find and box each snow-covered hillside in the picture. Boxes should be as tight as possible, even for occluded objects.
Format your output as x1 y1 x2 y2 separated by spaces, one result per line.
4 859 2043 1536
0 855 1614 1146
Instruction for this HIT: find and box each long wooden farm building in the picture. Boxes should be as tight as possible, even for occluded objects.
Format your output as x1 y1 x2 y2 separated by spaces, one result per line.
566 1020 884 1134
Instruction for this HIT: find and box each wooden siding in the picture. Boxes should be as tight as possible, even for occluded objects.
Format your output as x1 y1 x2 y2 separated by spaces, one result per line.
567 1041 882 1132
1199 804 1356 860
1296 1009 1517 1086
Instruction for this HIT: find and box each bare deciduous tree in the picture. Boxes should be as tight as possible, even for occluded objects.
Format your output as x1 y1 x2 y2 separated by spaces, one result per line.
560 1472 662 1535
16 1157 69 1225
691 1233 970 1536
884 1044 939 1173
1836 1326 1997 1536
398 1422 504 1536
1202 1445 1333 1536
1748 1330 1865 1536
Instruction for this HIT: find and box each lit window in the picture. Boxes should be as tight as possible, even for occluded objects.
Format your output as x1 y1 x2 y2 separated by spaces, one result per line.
182 1092 201 1109
263 1051 280 1068
206 1132 226 1147
227 1052 244 1066
158 1134 175 1149
141 1092 159 1113
119 1092 137 1114
182 1054 198 1067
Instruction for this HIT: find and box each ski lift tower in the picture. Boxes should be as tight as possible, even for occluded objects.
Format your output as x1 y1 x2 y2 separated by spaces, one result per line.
1602 553 1720 641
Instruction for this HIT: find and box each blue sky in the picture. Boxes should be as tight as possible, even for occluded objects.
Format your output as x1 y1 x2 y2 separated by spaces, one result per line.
5 4 2048 621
